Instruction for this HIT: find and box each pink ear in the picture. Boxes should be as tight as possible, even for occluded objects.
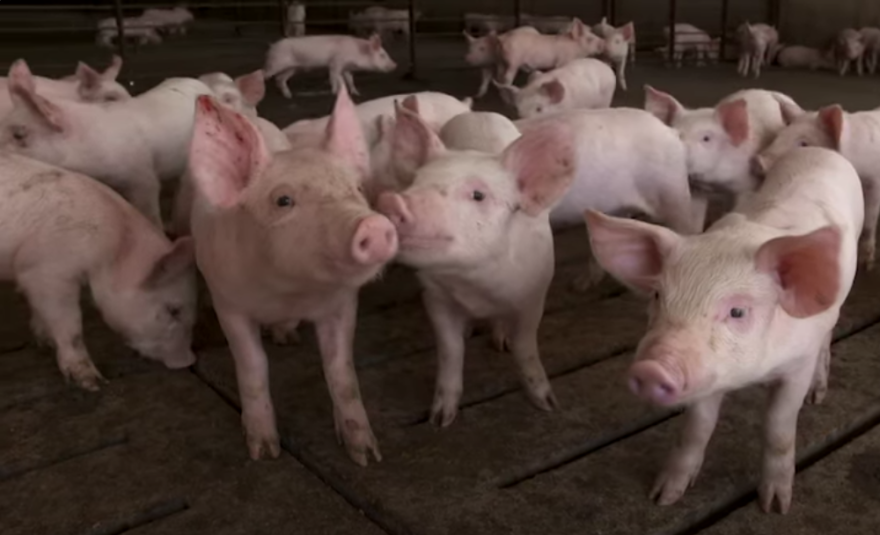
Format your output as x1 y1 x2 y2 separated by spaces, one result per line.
501 123 576 216
8 59 36 95
716 99 749 147
75 62 102 92
9 60 66 132
569 18 584 39
188 95 270 208
818 105 844 150
644 85 684 126
322 83 370 179
584 210 681 294
235 69 266 107
540 80 565 104
401 94 420 114
755 226 842 318
369 33 382 50
103 55 123 80
392 102 446 175
142 237 195 288
620 22 635 41
778 99 804 125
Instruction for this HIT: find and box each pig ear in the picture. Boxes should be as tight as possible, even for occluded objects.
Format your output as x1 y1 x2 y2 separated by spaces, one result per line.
75 62 104 98
584 210 681 294
188 95 270 208
817 105 844 150
235 69 266 107
369 33 382 50
103 55 123 80
755 226 842 318
142 237 195 289
9 60 66 132
322 83 371 179
778 99 805 125
401 94 420 114
644 85 684 125
501 123 576 216
715 98 750 147
620 22 635 41
540 80 565 104
392 102 446 177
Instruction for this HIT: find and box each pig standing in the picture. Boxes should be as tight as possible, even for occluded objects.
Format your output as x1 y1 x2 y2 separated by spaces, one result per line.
833 28 865 76
596 21 636 90
586 147 863 514
187 87 398 465
663 23 718 66
859 27 880 74
754 104 880 270
0 152 197 391
263 34 397 98
285 2 306 37
0 60 213 227
736 22 779 78
376 106 577 425
496 58 615 118
594 16 636 64
463 27 540 98
438 111 521 154
774 45 834 70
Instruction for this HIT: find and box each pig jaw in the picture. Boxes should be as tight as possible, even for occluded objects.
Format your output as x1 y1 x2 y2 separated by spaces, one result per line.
377 189 455 269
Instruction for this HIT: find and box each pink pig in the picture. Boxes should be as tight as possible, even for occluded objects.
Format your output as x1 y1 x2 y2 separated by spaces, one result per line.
587 147 863 514
187 86 398 465
463 27 539 98
736 22 779 78
376 105 577 425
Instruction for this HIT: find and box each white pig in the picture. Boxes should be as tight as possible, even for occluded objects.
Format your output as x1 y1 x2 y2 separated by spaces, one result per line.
375 106 577 425
285 2 306 37
753 104 880 270
859 27 880 74
594 16 636 65
0 152 197 390
736 22 779 78
439 111 521 154
663 23 718 66
598 21 636 90
834 28 865 76
263 34 397 98
774 45 834 70
463 27 540 98
495 58 615 118
0 60 213 227
187 87 398 465
586 146 863 514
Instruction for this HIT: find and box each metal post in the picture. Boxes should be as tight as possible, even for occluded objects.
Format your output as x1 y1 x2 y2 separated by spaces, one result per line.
514 0 521 27
404 0 418 79
277 0 287 36
610 0 617 26
113 0 126 60
720 0 729 63
667 0 677 64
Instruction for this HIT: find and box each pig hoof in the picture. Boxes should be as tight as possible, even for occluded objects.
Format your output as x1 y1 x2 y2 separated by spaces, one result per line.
63 362 106 392
649 466 700 506
245 432 282 460
429 401 459 428
342 427 382 467
527 387 559 412
758 480 793 515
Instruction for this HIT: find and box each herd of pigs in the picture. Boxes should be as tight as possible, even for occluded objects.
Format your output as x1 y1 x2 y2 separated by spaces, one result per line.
5 5 880 519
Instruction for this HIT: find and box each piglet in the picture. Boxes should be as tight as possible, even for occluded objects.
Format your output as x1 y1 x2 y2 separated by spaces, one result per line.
663 23 718 66
464 27 540 98
187 86 398 465
833 28 865 76
586 146 863 513
285 2 307 37
263 34 397 98
0 153 196 390
736 22 779 78
593 20 636 90
859 27 880 74
376 106 576 425
594 17 636 64
495 58 615 118
774 45 834 70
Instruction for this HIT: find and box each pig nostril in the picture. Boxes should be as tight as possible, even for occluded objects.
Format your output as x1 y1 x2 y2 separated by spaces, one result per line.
358 236 371 252
628 376 643 396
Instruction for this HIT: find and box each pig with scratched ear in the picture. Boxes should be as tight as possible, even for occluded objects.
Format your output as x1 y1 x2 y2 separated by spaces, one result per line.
753 104 880 270
376 105 576 426
586 147 863 514
187 86 398 465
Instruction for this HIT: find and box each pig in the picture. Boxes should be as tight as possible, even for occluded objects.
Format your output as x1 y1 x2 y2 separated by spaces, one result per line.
96 16 163 48
0 60 213 228
141 6 194 35
753 104 880 270
463 12 513 35
833 28 865 76
263 34 397 98
595 21 636 90
774 45 835 70
0 57 130 119
514 108 701 292
0 152 197 391
520 13 574 34
463 27 540 98
643 85 801 203
736 22 779 78
439 111 521 154
495 57 615 118
585 146 863 514
495 18 606 85
187 86 398 464
859 27 880 74
594 16 636 64
285 1 306 37
375 105 577 426
663 23 718 66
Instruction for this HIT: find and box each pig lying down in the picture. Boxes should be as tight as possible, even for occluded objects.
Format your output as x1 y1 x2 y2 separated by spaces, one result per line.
188 87 397 464
0 153 197 390
587 147 863 513
377 105 576 425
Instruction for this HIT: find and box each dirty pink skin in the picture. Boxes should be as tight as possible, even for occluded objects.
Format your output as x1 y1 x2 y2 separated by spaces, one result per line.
376 106 577 426
834 28 865 76
514 107 701 293
644 85 801 203
463 27 540 98
663 23 718 66
859 27 880 74
0 153 197 391
0 61 213 228
0 57 130 118
187 87 398 465
495 18 606 85
736 22 779 78
774 45 835 70
594 17 636 65
263 34 397 98
438 111 521 154
495 58 615 118
754 104 880 270
587 147 863 514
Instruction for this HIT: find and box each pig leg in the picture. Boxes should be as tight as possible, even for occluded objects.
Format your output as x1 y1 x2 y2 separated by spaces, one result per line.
125 176 163 229
475 67 492 98
214 305 281 460
509 309 557 411
857 55 864 76
650 392 724 505
315 299 380 466
491 319 509 352
760 363 813 514
275 68 296 99
424 289 468 427
342 71 361 96
859 177 880 270
615 58 628 91
806 330 832 406
737 53 748 77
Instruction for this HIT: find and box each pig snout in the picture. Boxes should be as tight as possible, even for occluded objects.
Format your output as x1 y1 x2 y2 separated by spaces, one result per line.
351 214 398 265
376 192 414 229
627 360 682 406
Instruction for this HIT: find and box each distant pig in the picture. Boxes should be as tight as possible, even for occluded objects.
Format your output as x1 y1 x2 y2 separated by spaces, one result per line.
187 87 398 465
774 45 834 70
463 27 539 98
592 19 636 89
263 33 397 98
859 27 880 74
586 147 863 514
439 111 521 153
736 22 779 78
495 58 615 118
753 104 880 269
376 106 577 425
663 23 718 66
0 153 196 391
594 16 636 64
284 1 306 37
833 28 865 76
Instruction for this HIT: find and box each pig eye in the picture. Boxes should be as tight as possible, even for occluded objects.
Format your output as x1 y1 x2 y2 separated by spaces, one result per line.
166 305 182 320
11 126 27 144
799 140 809 147
472 190 485 202
729 307 746 319
276 195 295 207
702 134 712 143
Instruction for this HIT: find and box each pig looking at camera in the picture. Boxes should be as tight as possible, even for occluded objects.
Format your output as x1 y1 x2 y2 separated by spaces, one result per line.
586 147 863 515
